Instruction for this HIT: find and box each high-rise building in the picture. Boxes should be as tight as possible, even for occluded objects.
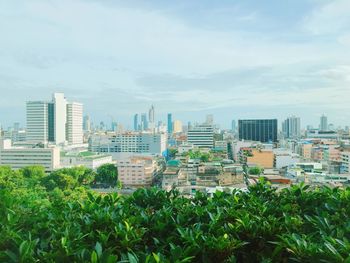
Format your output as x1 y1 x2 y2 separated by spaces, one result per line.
173 120 183 133
83 115 91 132
320 115 328 131
141 113 148 130
149 105 155 124
167 113 173 134
133 114 139 131
52 93 67 145
66 102 83 145
238 119 278 143
231 120 236 131
187 124 214 148
26 101 48 142
206 114 214 125
26 93 83 145
282 116 301 139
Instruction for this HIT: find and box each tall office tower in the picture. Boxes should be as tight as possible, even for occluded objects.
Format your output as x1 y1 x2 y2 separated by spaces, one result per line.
141 113 148 130
26 101 48 142
133 114 139 131
149 105 155 123
188 122 193 131
83 115 91 132
238 119 278 143
173 120 183 133
320 114 328 131
206 114 214 125
27 93 82 145
167 113 173 134
231 120 236 131
187 124 214 148
52 93 67 145
282 116 301 139
66 102 83 145
13 122 20 131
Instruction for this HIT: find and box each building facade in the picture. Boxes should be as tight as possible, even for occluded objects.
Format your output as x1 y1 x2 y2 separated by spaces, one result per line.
282 116 301 139
89 132 167 158
238 119 278 143
187 125 214 148
0 139 60 172
26 93 83 145
117 156 156 187
66 102 83 145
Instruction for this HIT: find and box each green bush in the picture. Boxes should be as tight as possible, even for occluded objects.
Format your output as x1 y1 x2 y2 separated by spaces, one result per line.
1 166 350 262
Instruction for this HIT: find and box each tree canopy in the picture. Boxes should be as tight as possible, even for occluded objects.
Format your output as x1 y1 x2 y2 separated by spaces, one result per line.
1 165 350 262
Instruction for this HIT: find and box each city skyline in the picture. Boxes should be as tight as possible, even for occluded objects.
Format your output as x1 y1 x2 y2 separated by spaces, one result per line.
1 1 350 128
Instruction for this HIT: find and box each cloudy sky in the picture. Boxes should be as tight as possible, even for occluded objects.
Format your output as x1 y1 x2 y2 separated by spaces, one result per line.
1 0 350 129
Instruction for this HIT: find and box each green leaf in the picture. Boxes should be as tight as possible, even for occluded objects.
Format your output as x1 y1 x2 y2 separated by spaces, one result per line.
91 251 98 263
95 242 102 258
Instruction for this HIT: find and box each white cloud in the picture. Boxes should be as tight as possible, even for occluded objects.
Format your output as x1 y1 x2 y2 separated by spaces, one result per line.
303 0 350 35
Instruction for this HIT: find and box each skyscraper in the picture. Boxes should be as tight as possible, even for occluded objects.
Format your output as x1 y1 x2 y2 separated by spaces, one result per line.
239 119 278 143
52 93 67 145
282 116 301 139
149 105 155 123
167 113 173 134
133 114 139 131
26 101 48 142
173 120 183 133
83 115 91 132
66 102 83 145
26 93 83 145
320 115 328 131
141 113 148 130
231 120 236 131
206 114 214 125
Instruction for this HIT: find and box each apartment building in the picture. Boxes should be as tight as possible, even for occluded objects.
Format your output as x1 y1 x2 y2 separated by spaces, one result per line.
117 156 156 187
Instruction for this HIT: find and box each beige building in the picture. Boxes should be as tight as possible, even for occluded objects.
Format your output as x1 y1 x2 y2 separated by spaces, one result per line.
173 120 183 133
117 156 156 187
301 144 313 159
246 149 274 169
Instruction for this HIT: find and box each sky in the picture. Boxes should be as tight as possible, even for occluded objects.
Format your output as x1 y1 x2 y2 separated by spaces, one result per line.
0 0 350 129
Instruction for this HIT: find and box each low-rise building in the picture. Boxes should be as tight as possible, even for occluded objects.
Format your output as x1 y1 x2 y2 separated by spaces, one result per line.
341 151 350 173
246 149 274 169
61 151 113 170
117 156 157 187
0 139 60 172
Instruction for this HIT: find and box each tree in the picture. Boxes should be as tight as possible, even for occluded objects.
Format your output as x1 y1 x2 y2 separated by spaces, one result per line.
248 166 262 175
95 164 118 187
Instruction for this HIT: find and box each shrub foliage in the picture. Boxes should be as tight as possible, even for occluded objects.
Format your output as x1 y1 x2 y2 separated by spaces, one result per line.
1 166 350 262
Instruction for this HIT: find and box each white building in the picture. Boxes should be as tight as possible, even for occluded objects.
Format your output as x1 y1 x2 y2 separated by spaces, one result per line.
0 139 60 172
89 132 167 159
118 156 156 187
26 93 83 146
52 93 67 145
320 114 328 131
66 102 83 145
187 125 214 148
26 101 48 142
273 149 300 169
61 151 113 170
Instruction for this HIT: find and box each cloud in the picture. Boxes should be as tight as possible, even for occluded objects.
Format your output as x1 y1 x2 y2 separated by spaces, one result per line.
303 0 350 35
0 0 350 127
